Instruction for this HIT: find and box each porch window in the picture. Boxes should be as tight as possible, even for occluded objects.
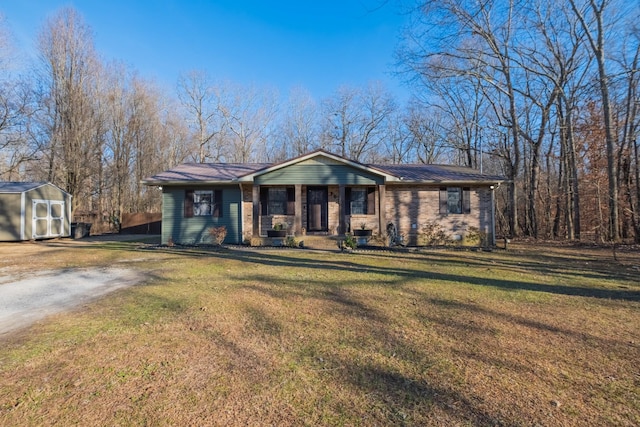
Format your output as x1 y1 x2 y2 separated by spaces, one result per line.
347 187 375 215
260 187 295 215
184 189 223 218
439 187 470 214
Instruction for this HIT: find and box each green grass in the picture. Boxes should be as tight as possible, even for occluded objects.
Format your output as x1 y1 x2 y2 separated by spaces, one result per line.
0 242 638 426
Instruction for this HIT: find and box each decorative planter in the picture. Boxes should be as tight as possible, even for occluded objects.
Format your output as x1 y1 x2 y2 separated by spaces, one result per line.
353 229 372 237
267 230 287 238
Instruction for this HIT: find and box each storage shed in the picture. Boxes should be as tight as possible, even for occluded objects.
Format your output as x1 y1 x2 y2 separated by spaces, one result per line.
0 182 72 241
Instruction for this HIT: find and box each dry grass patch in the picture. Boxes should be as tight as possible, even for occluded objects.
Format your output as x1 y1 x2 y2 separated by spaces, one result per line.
0 241 638 425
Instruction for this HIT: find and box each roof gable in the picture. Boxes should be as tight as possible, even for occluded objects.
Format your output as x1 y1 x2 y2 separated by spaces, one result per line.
238 150 399 182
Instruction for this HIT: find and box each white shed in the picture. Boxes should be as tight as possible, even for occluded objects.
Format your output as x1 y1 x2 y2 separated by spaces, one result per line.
0 182 72 241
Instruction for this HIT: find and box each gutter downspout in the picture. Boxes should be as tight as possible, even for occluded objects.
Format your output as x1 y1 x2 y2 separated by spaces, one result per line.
20 191 25 240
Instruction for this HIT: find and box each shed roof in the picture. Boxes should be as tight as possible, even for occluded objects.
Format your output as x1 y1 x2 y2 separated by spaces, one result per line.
0 182 49 193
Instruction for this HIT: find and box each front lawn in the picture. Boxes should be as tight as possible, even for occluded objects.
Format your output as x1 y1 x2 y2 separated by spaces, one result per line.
0 242 638 426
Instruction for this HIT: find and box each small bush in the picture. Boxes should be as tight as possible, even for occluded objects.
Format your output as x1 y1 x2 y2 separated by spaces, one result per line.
418 221 448 246
284 235 298 248
207 226 227 245
463 226 483 246
342 233 357 250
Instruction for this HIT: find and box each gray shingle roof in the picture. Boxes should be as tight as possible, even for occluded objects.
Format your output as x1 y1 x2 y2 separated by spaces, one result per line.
143 154 506 185
371 164 504 183
0 182 48 193
143 163 269 184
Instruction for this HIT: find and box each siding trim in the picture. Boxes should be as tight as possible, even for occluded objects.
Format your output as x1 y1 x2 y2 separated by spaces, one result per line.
20 191 25 240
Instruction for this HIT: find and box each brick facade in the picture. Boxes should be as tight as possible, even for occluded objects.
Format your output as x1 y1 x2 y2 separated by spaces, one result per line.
383 185 492 245
242 183 494 245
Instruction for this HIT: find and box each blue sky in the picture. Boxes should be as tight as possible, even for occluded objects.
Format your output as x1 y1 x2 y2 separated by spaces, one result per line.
2 0 409 100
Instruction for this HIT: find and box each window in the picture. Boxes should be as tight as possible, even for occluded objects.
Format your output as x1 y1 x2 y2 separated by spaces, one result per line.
346 187 375 215
350 188 367 214
194 191 212 215
260 187 295 215
439 187 471 214
184 189 222 218
268 188 288 215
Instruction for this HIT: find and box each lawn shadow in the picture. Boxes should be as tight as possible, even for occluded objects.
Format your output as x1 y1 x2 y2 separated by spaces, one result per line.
208 248 640 301
37 240 640 301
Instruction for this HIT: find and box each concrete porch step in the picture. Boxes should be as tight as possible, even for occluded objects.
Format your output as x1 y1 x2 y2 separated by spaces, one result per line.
297 235 344 250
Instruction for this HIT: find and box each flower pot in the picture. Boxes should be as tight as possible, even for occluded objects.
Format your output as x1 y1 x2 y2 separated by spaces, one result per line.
353 229 372 237
267 230 287 237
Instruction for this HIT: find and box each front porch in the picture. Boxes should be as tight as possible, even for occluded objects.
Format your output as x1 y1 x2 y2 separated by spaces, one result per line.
244 184 386 239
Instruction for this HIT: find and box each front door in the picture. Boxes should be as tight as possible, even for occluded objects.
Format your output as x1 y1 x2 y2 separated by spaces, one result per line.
307 187 328 232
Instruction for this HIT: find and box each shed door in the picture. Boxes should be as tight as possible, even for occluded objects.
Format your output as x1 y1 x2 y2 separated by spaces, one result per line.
33 200 65 239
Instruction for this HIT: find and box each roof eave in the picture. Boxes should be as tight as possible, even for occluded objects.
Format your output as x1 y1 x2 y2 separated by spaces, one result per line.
387 179 506 186
141 179 239 186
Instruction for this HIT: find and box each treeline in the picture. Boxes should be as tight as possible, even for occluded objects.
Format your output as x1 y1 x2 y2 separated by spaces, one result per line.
0 1 638 242
398 0 640 242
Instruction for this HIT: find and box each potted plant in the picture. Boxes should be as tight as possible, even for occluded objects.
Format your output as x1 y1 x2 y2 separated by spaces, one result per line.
267 222 287 237
353 222 372 237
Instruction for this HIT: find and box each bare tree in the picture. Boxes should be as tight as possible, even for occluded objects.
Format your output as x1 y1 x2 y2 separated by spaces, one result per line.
403 103 446 164
279 86 319 158
0 15 35 179
322 82 396 162
177 70 225 163
216 82 279 163
35 7 101 211
399 0 523 236
568 0 620 240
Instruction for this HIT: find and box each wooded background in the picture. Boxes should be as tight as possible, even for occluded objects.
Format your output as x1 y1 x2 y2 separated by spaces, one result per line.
0 1 638 242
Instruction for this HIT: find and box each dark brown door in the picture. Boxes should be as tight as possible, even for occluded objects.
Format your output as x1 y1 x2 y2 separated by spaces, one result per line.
307 187 328 232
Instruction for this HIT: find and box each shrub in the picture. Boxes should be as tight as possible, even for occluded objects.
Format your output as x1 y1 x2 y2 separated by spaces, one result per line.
207 226 227 245
464 226 488 247
284 235 298 248
418 221 448 246
342 233 357 250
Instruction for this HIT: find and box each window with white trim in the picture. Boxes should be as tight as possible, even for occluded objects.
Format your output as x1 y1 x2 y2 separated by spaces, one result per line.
194 191 213 216
184 189 223 218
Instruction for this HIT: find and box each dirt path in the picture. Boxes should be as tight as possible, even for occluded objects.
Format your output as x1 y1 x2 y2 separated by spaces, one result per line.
0 267 143 336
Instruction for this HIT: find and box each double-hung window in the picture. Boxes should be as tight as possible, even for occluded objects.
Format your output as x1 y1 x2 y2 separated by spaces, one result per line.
184 189 223 218
260 187 295 215
350 188 367 215
439 187 471 214
346 187 375 215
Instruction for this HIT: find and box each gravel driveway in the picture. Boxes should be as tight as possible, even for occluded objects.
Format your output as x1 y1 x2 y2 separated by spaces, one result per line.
0 267 143 336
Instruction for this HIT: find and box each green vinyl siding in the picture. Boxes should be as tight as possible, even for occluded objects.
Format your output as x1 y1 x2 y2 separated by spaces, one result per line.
162 185 242 245
255 164 383 185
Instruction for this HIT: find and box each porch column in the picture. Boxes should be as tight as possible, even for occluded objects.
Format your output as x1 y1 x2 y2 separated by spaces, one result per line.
378 184 386 234
294 184 302 235
252 184 260 237
338 184 346 234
